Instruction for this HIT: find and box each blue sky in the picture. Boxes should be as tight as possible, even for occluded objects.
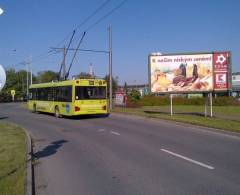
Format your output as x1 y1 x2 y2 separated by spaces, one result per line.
0 0 239 85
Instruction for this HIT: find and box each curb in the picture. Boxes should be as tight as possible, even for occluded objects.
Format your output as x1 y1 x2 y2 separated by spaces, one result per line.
111 112 240 138
23 129 33 195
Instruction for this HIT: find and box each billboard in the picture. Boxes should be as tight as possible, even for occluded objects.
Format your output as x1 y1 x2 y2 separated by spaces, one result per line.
149 52 230 93
115 89 127 106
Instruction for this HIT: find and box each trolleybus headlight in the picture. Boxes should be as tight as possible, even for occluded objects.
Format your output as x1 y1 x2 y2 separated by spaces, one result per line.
75 106 80 112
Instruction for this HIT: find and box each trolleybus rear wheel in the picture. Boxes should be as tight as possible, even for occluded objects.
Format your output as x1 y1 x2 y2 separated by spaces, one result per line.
55 106 61 118
33 104 37 113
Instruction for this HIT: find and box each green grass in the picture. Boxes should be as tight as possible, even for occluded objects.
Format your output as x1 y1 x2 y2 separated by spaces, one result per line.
142 105 240 121
0 122 27 195
113 106 240 133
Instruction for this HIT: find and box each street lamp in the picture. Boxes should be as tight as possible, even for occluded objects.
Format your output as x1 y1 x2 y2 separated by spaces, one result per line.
13 50 32 97
20 58 32 97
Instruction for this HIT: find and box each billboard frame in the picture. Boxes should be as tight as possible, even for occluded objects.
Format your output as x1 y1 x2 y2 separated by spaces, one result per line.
148 51 232 95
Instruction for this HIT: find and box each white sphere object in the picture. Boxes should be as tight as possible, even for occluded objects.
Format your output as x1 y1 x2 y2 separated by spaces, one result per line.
0 65 6 91
0 8 4 15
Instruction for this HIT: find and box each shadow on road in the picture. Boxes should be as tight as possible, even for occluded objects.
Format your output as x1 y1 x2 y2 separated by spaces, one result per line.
0 116 9 120
65 114 110 120
34 140 68 159
33 111 109 121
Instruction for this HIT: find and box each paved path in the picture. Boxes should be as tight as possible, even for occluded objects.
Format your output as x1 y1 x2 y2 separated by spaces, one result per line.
0 103 240 195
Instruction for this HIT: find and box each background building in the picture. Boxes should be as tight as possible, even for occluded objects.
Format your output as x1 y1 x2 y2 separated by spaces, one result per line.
232 72 240 97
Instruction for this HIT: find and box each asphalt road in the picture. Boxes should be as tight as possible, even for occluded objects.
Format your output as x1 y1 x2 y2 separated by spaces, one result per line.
1 103 240 195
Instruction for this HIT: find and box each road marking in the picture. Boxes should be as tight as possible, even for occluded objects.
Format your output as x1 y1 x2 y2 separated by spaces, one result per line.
110 131 120 136
161 149 214 170
97 129 106 132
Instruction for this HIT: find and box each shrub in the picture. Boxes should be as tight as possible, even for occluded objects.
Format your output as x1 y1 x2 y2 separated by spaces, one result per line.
134 95 240 107
128 89 141 102
213 96 240 106
139 95 169 106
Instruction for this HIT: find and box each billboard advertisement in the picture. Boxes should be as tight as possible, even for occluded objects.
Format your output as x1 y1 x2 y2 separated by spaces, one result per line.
115 89 127 106
149 52 230 93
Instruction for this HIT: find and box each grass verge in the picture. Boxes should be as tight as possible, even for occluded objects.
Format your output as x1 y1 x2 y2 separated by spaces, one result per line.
113 106 240 133
0 122 27 195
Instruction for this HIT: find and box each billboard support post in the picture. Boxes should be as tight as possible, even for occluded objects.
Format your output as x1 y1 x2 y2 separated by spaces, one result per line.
149 51 231 119
204 94 208 117
210 92 213 117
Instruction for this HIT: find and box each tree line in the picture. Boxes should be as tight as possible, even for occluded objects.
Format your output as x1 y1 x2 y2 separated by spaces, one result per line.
0 68 118 102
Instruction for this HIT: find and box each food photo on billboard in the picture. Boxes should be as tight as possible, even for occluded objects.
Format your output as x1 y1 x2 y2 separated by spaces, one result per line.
149 53 214 93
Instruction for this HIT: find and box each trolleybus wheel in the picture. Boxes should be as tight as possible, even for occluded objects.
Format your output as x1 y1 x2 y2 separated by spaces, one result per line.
33 104 37 113
55 106 61 118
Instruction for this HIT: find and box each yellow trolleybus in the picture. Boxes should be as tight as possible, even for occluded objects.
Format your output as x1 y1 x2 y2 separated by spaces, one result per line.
28 79 108 117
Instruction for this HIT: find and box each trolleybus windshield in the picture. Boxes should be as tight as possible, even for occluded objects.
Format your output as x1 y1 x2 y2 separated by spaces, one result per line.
75 86 106 100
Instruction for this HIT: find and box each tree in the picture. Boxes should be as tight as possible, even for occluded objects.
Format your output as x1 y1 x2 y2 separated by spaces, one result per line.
0 68 37 101
77 72 93 79
36 71 58 83
129 89 141 102
124 82 128 93
103 75 118 97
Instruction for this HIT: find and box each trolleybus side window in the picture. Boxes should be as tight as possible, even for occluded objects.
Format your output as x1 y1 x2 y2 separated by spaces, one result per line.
30 86 72 102
53 86 72 102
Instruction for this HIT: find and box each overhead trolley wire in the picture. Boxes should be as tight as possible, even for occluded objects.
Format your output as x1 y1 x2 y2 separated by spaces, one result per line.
55 0 112 48
11 0 112 68
85 0 127 32
10 0 127 70
62 0 127 78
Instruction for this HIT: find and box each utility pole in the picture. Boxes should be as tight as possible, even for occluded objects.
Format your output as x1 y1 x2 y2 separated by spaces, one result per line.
30 68 32 85
26 56 33 96
30 56 32 85
26 60 29 97
109 24 113 110
22 76 24 93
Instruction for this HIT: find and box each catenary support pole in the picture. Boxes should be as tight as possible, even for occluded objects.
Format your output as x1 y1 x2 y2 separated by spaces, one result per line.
109 25 113 110
170 94 173 116
26 60 29 97
30 56 32 85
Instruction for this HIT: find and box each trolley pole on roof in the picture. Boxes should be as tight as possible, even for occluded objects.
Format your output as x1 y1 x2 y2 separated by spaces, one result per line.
62 45 67 79
109 24 113 110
